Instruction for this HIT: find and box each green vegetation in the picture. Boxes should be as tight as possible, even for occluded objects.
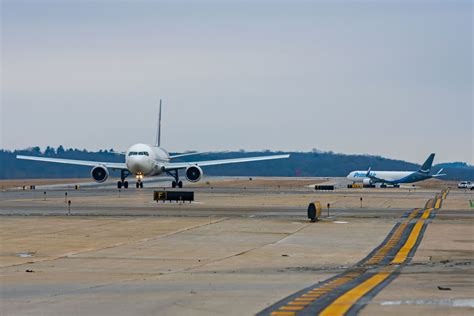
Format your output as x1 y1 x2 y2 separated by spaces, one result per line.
1 146 472 180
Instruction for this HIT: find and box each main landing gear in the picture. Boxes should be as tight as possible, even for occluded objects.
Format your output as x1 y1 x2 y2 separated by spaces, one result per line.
117 170 130 189
166 170 183 188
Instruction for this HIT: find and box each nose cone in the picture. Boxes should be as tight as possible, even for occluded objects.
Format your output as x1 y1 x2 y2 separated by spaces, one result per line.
126 156 150 174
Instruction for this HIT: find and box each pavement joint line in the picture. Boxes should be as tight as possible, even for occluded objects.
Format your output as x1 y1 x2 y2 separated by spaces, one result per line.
257 192 444 316
1 217 231 269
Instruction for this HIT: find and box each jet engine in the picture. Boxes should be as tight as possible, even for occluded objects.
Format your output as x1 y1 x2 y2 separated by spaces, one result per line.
91 165 109 183
185 165 203 183
362 178 373 186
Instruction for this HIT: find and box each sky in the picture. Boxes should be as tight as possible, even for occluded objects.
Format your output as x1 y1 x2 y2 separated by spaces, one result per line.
1 0 472 165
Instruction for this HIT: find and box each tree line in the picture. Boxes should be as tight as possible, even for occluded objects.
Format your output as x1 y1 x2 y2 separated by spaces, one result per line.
1 146 472 180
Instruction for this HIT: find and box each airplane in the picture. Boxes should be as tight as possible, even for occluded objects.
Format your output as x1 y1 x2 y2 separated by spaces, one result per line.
17 101 290 189
346 153 446 187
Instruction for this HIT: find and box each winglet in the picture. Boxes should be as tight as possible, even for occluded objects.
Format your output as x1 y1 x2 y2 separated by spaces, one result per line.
156 99 162 147
419 153 435 174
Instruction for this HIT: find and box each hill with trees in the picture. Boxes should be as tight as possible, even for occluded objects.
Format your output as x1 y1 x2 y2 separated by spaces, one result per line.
1 146 472 181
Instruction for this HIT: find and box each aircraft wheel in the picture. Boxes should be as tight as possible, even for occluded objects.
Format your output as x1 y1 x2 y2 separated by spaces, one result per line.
172 181 177 188
140 182 144 188
117 181 122 189
124 181 129 189
136 182 140 189
178 181 183 188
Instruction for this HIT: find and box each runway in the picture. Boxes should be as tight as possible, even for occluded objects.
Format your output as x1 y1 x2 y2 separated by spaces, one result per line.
0 178 473 315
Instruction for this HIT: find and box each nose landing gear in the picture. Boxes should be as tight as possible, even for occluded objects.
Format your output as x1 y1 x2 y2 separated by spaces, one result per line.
135 173 144 189
117 170 130 189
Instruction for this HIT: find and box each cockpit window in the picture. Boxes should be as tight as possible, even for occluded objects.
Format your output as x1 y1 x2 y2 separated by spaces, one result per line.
128 151 149 156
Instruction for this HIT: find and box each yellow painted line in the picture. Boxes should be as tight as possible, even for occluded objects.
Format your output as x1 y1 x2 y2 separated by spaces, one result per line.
365 208 424 266
391 209 432 264
280 305 305 311
332 280 349 285
421 208 433 219
320 269 394 316
271 312 295 316
281 204 436 315
288 301 311 305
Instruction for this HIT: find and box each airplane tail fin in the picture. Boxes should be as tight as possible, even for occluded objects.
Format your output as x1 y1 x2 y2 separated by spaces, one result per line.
156 99 162 147
419 153 435 174
365 167 372 177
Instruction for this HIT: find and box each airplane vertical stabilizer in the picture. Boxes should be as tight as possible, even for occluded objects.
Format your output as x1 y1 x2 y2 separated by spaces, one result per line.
156 99 162 147
419 153 435 173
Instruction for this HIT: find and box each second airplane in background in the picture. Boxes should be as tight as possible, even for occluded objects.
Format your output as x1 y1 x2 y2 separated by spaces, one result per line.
346 153 446 187
17 101 290 188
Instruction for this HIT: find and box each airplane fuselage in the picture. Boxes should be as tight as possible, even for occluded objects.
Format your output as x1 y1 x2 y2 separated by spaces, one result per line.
125 143 170 177
346 170 431 184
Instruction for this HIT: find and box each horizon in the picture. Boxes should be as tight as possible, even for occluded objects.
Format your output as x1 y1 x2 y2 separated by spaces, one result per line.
3 145 471 167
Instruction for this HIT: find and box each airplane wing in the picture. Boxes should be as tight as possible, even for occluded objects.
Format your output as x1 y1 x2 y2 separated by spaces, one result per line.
364 167 385 183
163 154 290 171
16 155 127 170
169 152 209 159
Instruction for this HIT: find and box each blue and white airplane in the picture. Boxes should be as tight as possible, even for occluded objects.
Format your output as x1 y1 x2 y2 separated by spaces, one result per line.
346 153 446 187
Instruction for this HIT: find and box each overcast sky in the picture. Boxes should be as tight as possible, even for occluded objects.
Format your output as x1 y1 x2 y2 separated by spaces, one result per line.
1 0 472 164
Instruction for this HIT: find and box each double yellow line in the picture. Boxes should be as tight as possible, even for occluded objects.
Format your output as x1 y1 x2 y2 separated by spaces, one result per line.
319 201 441 315
265 191 448 316
391 208 432 264
319 266 396 316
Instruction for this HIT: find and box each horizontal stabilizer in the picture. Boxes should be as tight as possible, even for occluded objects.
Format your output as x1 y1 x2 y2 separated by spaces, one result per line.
432 168 447 177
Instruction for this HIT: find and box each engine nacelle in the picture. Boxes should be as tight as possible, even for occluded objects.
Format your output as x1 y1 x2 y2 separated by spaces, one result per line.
185 165 203 183
91 165 109 183
362 178 373 186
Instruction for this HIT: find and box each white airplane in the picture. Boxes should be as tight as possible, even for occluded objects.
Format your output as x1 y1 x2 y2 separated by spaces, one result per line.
346 153 446 187
17 101 290 189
